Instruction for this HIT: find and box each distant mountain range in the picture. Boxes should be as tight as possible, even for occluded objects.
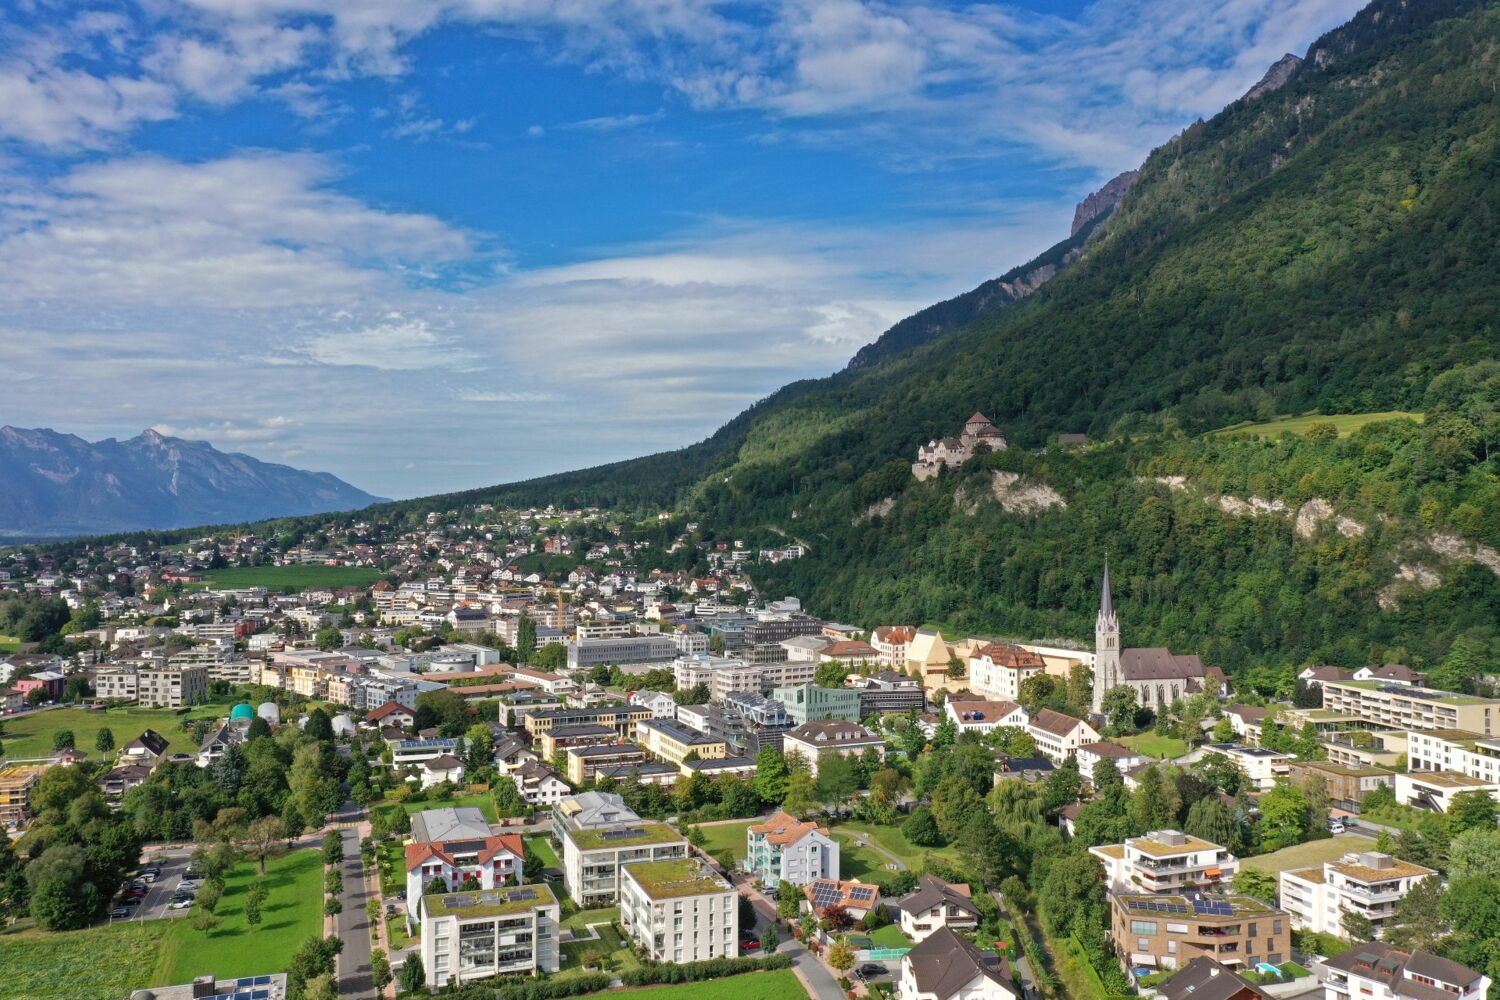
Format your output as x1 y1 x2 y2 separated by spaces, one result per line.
0 427 385 539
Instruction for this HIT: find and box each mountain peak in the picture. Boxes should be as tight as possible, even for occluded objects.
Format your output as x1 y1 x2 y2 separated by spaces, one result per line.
1242 53 1303 102
0 425 385 538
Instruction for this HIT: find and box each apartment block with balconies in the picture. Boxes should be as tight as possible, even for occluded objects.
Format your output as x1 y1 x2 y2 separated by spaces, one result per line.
421 883 560 987
1110 893 1290 974
1320 682 1499 735
1090 830 1239 894
1279 851 1433 939
559 821 688 906
619 858 738 964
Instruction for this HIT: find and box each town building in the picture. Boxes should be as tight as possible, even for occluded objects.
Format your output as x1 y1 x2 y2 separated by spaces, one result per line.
522 706 651 740
511 760 570 805
781 720 884 776
420 884 561 987
1027 708 1101 762
1319 681 1499 735
871 626 916 669
629 690 677 719
745 811 840 888
1089 830 1239 894
1320 942 1488 1000
945 699 1028 734
1201 744 1296 791
0 762 48 830
619 858 738 963
128 973 288 1000
564 743 651 784
566 634 677 670
1156 958 1270 1000
899 926 1015 1000
1278 851 1435 939
137 663 209 708
896 874 980 942
802 877 882 921
1076 741 1149 779
772 683 863 725
968 642 1046 702
1286 761 1395 811
406 826 524 927
1110 892 1290 973
558 818 687 906
637 717 728 766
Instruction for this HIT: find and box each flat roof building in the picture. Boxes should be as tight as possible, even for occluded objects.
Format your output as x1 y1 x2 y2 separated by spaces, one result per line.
420 884 561 987
619 858 738 964
1110 892 1290 973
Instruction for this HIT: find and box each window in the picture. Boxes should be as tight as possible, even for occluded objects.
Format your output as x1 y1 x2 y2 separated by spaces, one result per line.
1130 921 1158 936
1168 942 1177 954
1138 938 1150 952
1167 923 1189 934
1273 920 1283 934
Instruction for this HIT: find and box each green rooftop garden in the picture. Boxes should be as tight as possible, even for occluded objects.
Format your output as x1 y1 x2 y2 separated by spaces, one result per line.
570 823 684 851
624 859 730 899
423 882 557 919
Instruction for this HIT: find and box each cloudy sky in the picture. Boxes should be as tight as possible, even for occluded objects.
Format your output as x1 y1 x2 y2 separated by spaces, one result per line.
0 0 1367 499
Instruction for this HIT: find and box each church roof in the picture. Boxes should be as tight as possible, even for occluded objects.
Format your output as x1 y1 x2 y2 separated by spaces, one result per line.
1099 558 1114 620
1121 648 1206 681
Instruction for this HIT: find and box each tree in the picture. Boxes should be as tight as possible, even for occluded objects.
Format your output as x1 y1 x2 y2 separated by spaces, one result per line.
291 744 340 826
1448 827 1500 882
1018 675 1060 716
303 708 335 743
51 729 75 752
816 753 859 806
25 844 100 930
1257 781 1311 853
783 770 818 818
1383 876 1448 953
827 937 855 971
1184 797 1242 855
1101 686 1139 733
1341 909 1375 943
314 627 342 651
399 954 426 994
1231 869 1278 905
1447 791 1498 837
761 924 779 951
243 815 286 874
463 724 494 772
492 776 525 818
245 878 269 930
1042 756 1082 813
1211 718 1235 743
371 949 393 993
902 806 943 847
777 889 802 921
516 615 537 663
1130 766 1175 830
95 727 115 753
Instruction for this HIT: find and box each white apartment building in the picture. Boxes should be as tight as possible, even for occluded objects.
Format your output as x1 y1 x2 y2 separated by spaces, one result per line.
629 690 678 719
967 642 1047 702
1089 830 1239 894
782 720 885 776
137 664 209 708
619 859 738 964
559 820 688 906
745 811 840 888
421 884 561 987
1399 729 1500 808
1201 744 1296 791
1279 851 1434 939
945 699 1028 734
1027 709 1101 762
1320 681 1499 735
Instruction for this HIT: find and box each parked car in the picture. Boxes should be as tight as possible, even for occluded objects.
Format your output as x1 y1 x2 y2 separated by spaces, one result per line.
857 965 888 980
1328 820 1346 834
111 906 131 918
169 898 194 910
739 935 760 951
177 881 199 892
140 872 158 883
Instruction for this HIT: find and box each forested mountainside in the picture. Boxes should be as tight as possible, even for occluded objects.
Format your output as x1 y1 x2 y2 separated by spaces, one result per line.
37 0 1500 679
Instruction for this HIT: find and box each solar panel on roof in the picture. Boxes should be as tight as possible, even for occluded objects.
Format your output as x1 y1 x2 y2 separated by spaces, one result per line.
510 888 537 900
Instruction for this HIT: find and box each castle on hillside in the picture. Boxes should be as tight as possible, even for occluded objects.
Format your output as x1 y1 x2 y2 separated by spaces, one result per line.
1092 559 1224 714
911 412 1008 481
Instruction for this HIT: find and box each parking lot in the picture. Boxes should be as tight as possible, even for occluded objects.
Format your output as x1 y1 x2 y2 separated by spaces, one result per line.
108 848 197 924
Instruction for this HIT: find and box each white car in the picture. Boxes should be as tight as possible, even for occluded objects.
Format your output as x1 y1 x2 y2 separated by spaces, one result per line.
177 881 199 891
169 898 194 910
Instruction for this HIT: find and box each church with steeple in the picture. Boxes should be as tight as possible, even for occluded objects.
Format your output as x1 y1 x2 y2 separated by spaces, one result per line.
1091 559 1223 714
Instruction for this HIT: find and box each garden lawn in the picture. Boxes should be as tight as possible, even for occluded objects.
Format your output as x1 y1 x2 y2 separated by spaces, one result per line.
562 905 619 932
0 923 162 1000
833 834 907 888
0 700 237 760
152 848 324 985
192 564 384 592
867 923 912 949
692 820 755 863
0 634 20 653
620 970 808 1000
526 835 561 870
1119 734 1189 760
1241 835 1375 874
831 821 964 870
558 922 640 980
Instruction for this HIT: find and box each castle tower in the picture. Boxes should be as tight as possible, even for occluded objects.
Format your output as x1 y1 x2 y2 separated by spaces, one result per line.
1092 558 1121 713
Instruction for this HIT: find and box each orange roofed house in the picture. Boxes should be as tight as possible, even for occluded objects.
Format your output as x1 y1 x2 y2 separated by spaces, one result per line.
746 810 840 888
405 806 523 928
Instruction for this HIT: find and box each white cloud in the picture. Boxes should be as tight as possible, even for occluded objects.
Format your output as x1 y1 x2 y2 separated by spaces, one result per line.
299 317 471 370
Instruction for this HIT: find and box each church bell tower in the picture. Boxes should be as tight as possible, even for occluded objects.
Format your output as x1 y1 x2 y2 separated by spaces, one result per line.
1093 557 1121 713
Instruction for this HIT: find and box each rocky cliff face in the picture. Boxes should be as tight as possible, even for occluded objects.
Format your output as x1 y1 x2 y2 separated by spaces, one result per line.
1070 169 1141 237
0 426 385 538
1243 53 1304 102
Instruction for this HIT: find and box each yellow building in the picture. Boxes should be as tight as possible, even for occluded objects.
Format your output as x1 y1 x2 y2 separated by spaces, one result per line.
0 763 49 830
637 718 727 766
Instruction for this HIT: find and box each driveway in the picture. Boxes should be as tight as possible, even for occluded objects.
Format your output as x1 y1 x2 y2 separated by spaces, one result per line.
735 873 844 1000
334 802 375 999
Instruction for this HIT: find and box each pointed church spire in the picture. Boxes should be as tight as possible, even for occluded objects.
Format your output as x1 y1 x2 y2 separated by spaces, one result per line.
1100 555 1114 620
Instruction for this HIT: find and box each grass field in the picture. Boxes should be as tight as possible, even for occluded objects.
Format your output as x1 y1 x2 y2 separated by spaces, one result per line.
0 700 238 761
1241 835 1375 874
832 821 963 870
192 564 383 592
152 848 324 984
526 835 561 870
866 923 912 949
834 833 909 888
621 970 808 1000
693 820 755 864
0 923 163 1000
1120 734 1189 760
1211 411 1422 440
0 633 20 653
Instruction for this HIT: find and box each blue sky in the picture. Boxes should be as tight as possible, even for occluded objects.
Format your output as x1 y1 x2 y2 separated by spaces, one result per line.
0 0 1367 499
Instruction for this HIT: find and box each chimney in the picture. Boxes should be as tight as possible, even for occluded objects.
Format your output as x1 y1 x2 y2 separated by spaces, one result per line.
1209 966 1221 977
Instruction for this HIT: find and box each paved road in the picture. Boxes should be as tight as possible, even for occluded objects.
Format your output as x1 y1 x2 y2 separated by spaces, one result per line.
335 804 375 1000
108 848 195 925
735 873 843 1000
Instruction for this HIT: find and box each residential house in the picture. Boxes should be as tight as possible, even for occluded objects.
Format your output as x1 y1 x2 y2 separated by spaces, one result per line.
899 926 1015 1000
781 720 884 776
896 874 980 942
1156 958 1271 1000
1089 830 1239 894
1027 709 1101 762
406 829 524 926
745 811 839 889
512 760 570 805
1201 744 1295 791
1319 942 1488 1000
802 878 882 922
1279 851 1434 939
